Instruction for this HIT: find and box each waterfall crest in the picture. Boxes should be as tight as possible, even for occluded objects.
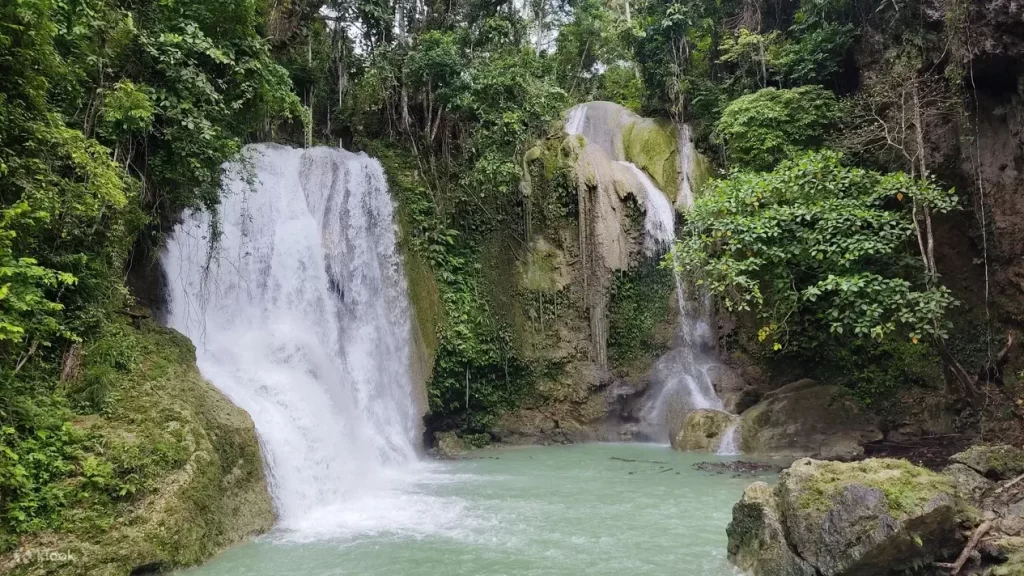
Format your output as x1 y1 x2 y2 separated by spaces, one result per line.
163 144 422 534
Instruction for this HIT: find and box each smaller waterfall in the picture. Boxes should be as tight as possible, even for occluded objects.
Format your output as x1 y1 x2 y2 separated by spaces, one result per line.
562 103 736 451
716 422 741 456
637 125 730 444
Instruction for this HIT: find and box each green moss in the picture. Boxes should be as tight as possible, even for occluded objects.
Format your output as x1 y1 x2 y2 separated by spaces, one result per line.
673 409 735 451
3 319 273 575
622 119 679 201
519 239 569 293
792 459 954 519
690 151 714 196
607 262 675 371
951 445 1024 479
991 537 1024 576
405 250 442 364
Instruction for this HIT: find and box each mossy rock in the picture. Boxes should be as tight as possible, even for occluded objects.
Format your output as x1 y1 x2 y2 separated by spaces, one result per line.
621 119 679 202
989 536 1024 575
434 432 471 459
672 409 737 452
776 458 960 576
943 462 995 501
519 238 570 293
0 321 273 576
950 445 1024 481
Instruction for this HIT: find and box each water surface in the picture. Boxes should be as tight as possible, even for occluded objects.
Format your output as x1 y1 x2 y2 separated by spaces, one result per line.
180 443 772 576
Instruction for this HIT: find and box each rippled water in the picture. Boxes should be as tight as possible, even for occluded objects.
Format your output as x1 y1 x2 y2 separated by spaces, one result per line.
178 444 772 576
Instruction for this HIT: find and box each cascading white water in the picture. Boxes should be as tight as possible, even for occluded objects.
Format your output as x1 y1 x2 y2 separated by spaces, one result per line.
618 161 675 254
565 104 588 137
163 144 432 536
716 422 741 456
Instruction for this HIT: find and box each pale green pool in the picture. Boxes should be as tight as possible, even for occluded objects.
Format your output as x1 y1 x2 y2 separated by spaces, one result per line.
178 443 773 576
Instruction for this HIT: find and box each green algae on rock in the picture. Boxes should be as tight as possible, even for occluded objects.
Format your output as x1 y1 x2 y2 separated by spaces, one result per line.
950 445 1024 481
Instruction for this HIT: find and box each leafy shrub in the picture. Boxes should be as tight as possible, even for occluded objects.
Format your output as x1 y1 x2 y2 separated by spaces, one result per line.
715 86 840 171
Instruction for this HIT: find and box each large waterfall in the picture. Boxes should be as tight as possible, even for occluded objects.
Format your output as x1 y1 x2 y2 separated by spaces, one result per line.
163 144 427 536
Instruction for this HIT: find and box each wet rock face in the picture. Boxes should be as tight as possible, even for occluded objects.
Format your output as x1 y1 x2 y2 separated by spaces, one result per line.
707 364 758 414
738 379 882 459
728 458 961 576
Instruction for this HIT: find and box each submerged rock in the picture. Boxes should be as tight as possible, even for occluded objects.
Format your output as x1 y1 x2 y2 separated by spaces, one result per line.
727 458 961 576
739 379 882 459
672 409 737 451
693 461 784 476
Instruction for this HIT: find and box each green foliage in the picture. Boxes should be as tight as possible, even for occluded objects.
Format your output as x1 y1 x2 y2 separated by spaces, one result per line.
715 86 841 171
554 0 633 101
774 22 855 86
372 141 534 437
608 262 675 367
675 151 958 351
0 0 297 547
596 63 644 112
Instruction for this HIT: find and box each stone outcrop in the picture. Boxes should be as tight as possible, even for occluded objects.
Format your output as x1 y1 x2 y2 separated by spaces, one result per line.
708 363 758 414
950 445 1024 480
671 408 738 451
935 446 1024 575
434 431 471 459
739 379 882 459
728 458 961 576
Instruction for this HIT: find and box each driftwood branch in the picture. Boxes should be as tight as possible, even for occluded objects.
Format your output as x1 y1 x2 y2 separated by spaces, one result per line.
936 520 992 574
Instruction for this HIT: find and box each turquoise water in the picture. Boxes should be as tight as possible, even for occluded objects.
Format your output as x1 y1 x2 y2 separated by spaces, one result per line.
179 444 772 576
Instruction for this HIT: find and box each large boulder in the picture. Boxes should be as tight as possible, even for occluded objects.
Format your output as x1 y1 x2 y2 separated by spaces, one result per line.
672 409 737 451
728 458 961 576
944 462 995 501
739 379 882 459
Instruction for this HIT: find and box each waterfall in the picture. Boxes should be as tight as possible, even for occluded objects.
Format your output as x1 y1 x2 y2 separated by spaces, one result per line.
163 144 423 536
563 103 734 449
636 126 730 445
